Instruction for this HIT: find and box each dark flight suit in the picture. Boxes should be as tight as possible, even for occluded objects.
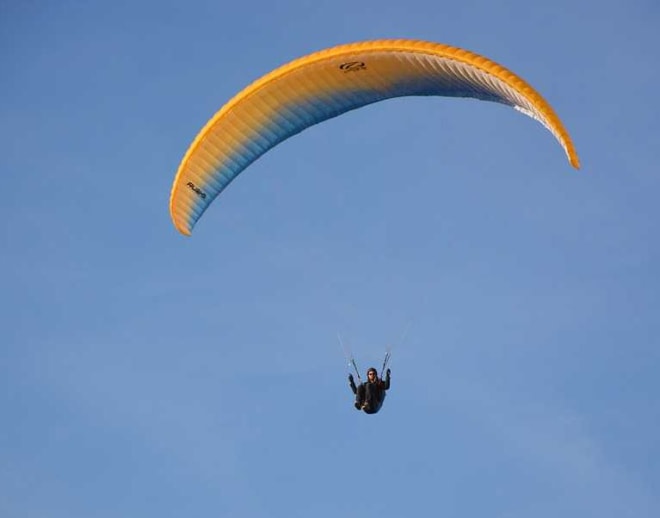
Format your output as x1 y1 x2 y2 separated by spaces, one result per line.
349 370 390 414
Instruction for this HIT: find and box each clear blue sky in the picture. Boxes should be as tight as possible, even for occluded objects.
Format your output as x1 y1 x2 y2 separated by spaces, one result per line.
2 1 658 517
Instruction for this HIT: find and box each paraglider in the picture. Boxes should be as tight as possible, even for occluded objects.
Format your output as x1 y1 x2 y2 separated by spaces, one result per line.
342 342 392 415
349 367 391 415
169 38 579 236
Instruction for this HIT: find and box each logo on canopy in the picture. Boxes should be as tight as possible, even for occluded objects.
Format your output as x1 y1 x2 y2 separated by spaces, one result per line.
339 61 366 72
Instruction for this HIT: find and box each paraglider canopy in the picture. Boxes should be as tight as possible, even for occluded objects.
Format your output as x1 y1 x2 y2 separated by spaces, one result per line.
169 39 580 235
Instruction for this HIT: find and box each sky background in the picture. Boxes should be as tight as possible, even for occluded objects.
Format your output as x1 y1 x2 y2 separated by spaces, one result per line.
2 0 659 517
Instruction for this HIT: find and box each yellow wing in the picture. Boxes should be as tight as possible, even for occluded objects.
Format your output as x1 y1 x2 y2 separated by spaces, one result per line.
170 39 579 235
